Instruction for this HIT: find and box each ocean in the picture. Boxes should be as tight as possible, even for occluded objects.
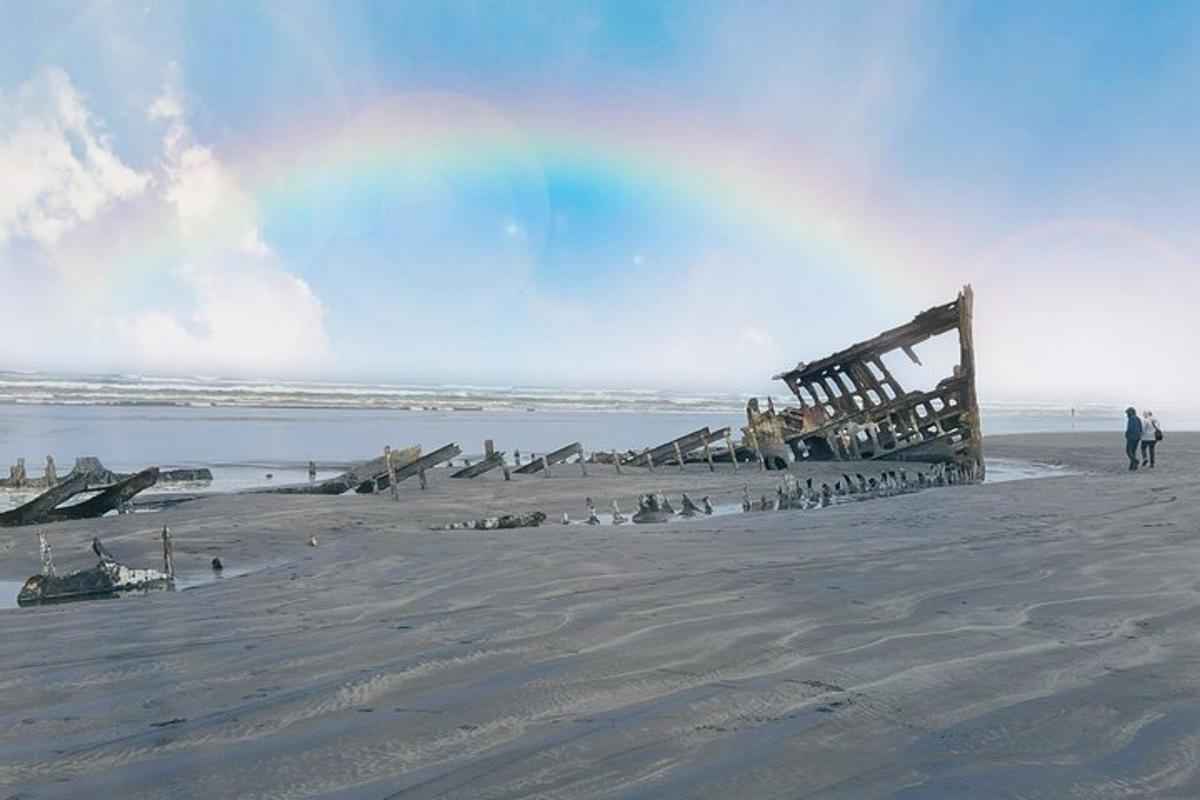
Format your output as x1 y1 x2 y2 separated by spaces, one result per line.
0 372 1194 504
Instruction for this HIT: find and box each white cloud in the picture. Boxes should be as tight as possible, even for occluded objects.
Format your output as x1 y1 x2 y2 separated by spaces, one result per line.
89 74 331 374
146 87 183 123
738 326 775 352
103 255 328 375
148 78 255 237
0 68 148 246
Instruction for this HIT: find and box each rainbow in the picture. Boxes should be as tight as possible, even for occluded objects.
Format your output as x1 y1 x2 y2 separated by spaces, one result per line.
90 91 959 303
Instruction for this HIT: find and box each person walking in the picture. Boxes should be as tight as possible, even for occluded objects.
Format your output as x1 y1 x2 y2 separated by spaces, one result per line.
1141 410 1162 468
1124 407 1143 471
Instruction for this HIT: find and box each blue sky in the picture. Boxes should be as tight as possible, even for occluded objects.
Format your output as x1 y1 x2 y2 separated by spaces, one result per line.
0 1 1197 405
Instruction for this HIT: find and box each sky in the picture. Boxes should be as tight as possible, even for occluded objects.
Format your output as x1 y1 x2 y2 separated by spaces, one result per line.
0 1 1198 406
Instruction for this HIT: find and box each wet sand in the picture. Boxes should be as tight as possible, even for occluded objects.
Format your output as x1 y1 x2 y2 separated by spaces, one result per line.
0 432 1197 799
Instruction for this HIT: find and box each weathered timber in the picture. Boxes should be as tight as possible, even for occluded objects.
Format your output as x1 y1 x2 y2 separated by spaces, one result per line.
745 285 984 478
0 472 91 527
251 445 422 495
451 452 507 479
512 442 583 475
623 428 708 467
42 468 159 522
385 446 400 500
17 530 174 606
633 427 733 469
8 458 27 487
354 443 462 492
0 460 210 489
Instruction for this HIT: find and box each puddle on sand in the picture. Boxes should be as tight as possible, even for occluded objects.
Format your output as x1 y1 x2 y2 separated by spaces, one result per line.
0 563 269 611
984 457 1080 483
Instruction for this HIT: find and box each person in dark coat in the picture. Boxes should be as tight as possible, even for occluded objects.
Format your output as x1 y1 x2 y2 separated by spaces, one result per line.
1124 407 1143 471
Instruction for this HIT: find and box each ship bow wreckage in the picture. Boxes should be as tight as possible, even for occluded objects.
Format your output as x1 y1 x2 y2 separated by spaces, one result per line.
744 285 984 479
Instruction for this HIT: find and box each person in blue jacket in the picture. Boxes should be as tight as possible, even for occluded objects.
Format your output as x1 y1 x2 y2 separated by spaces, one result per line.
1124 407 1143 471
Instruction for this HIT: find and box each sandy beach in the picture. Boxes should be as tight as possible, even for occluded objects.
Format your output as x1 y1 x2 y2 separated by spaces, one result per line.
0 432 1197 799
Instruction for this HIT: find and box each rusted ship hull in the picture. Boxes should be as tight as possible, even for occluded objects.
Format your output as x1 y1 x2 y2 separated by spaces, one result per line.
745 285 984 479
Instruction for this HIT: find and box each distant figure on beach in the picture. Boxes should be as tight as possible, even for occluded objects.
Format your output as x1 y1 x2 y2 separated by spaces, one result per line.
307 460 317 482
1124 407 1143 470
1141 411 1162 468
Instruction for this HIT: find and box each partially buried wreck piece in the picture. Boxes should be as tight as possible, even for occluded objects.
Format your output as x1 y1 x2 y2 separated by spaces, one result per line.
512 442 585 476
246 445 423 494
354 443 462 493
0 468 160 528
0 457 209 489
744 285 984 479
451 441 509 479
431 511 547 531
17 528 175 605
621 427 731 471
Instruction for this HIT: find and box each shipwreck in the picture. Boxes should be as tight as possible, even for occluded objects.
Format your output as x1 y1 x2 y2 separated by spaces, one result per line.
743 285 984 479
17 528 175 606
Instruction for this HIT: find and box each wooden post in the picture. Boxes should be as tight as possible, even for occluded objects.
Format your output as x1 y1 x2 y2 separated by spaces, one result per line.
957 285 985 480
38 532 55 576
541 456 550 477
161 526 175 579
725 433 739 471
418 468 427 490
385 446 399 501
44 456 56 486
702 438 715 472
491 440 509 480
673 441 686 472
749 429 766 470
11 458 26 488
612 449 622 475
645 449 655 473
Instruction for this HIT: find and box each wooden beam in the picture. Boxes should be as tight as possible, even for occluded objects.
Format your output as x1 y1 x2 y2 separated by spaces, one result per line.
0 471 91 527
450 452 507 479
622 428 712 467
252 445 422 495
512 442 582 475
43 468 159 522
357 443 461 492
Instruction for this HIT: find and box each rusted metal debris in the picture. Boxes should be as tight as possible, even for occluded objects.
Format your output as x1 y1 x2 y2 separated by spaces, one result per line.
17 527 175 606
743 285 984 478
